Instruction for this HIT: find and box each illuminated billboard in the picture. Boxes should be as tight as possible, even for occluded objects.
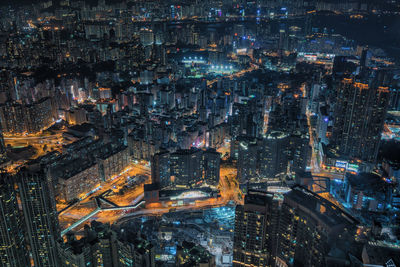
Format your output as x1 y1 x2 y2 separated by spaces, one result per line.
335 160 348 169
347 164 359 172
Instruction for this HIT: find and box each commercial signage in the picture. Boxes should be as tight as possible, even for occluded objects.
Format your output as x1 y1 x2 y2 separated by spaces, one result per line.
347 164 359 172
335 160 348 169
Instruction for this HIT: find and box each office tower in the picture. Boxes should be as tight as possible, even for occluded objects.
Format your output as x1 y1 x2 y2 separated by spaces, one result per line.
93 230 118 267
151 150 170 188
203 148 221 186
278 24 288 54
18 168 60 267
0 129 5 155
233 190 280 267
276 186 359 266
332 72 391 162
233 24 245 39
237 137 258 183
360 47 369 71
170 149 203 189
199 80 208 123
117 225 155 267
231 100 262 139
389 87 400 111
259 131 289 178
0 173 30 267
58 234 93 267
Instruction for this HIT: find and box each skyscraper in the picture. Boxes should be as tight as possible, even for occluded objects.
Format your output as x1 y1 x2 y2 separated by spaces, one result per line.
151 150 170 188
233 186 359 267
332 72 391 163
233 190 280 267
203 148 221 186
18 168 60 267
304 11 313 36
236 137 258 183
259 131 289 178
288 131 311 173
0 173 30 267
276 186 359 266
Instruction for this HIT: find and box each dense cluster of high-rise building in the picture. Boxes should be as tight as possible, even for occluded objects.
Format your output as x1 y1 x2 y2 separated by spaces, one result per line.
1 168 156 267
0 168 60 267
0 0 399 266
233 187 363 266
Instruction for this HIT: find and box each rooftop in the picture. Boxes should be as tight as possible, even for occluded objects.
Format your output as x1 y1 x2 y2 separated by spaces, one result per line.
285 185 359 227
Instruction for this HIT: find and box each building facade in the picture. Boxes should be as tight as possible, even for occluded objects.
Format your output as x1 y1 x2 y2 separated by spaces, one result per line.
0 173 30 267
233 190 280 267
332 73 390 163
18 168 60 267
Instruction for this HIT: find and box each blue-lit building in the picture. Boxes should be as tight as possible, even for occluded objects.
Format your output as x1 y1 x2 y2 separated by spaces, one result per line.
331 172 395 212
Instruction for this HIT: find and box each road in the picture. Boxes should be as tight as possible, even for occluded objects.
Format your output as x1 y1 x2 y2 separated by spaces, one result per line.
58 159 242 234
207 63 259 87
4 132 69 173
58 161 151 231
116 197 228 226
306 109 321 173
304 103 351 215
217 139 231 160
3 118 68 155
219 165 242 204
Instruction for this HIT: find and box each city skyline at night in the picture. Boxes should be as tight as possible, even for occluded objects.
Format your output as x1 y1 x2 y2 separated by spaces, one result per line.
0 0 400 266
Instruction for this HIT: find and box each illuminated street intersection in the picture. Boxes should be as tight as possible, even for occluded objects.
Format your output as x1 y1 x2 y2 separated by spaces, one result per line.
58 160 239 265
58 160 240 234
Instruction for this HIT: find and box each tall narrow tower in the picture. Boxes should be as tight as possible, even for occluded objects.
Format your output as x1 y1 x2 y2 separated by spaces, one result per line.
332 71 390 162
18 168 60 267
0 173 30 267
233 190 280 266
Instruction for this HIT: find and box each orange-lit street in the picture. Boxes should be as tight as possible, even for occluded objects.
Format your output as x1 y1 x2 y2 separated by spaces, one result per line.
4 133 64 155
207 63 259 87
58 158 242 235
219 165 242 204
4 129 70 173
58 161 150 231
